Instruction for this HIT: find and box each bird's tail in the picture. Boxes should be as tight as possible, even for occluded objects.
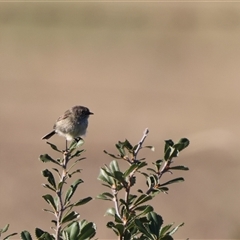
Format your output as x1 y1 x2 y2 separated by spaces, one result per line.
42 130 55 140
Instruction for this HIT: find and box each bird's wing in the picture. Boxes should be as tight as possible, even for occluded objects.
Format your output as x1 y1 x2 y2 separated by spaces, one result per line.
57 109 71 122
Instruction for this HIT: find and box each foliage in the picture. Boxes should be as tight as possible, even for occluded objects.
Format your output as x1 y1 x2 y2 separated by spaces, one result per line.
1 128 190 240
97 128 190 239
21 139 96 240
0 224 17 240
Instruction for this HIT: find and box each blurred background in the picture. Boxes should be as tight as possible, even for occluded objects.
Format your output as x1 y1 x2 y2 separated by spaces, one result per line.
1 2 240 239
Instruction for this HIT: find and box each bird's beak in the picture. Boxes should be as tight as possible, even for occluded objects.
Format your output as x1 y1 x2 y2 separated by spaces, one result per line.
89 112 94 115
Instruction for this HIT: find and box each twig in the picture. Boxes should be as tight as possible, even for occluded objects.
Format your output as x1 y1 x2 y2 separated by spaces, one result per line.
125 128 149 202
112 188 121 218
146 158 173 195
158 158 172 181
55 151 68 240
133 128 149 161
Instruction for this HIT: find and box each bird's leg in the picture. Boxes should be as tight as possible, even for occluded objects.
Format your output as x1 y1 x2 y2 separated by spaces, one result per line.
65 139 68 151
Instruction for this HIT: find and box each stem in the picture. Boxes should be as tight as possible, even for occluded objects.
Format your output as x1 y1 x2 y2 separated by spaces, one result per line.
125 187 130 207
133 128 149 161
146 158 172 195
158 158 172 181
65 140 68 152
124 129 149 206
112 188 121 218
55 150 69 240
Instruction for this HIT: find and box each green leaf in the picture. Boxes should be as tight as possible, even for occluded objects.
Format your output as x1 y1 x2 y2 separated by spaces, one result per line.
123 139 133 150
164 146 172 160
58 181 65 190
70 149 84 159
0 224 9 234
106 222 119 236
101 183 112 189
74 157 86 163
42 194 57 211
99 168 123 190
134 219 154 240
97 168 113 186
114 214 123 224
43 209 55 214
68 222 80 240
164 144 180 160
160 177 184 187
119 198 127 207
169 147 179 159
160 223 174 237
39 154 60 165
115 142 126 157
146 175 158 189
106 221 115 228
140 172 149 178
63 221 96 240
42 169 56 189
74 197 92 206
20 231 32 240
146 168 157 174
169 166 189 171
113 171 125 183
103 150 121 159
153 159 163 172
134 205 152 212
46 142 62 153
65 179 84 204
167 222 184 235
42 184 56 192
143 145 155 151
78 222 96 240
62 211 79 224
3 232 18 240
107 222 124 236
133 194 152 208
124 164 139 178
52 168 61 177
109 160 120 172
123 230 132 240
127 194 137 205
124 162 148 179
96 192 113 201
69 138 84 152
137 205 154 216
161 235 174 240
164 140 174 153
155 186 169 193
174 138 190 152
35 228 53 240
51 220 57 227
114 224 124 236
105 208 116 217
135 162 148 171
69 169 81 178
147 212 163 237
1 225 17 240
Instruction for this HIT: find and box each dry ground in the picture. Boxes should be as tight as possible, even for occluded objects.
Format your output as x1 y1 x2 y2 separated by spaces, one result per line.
1 3 240 239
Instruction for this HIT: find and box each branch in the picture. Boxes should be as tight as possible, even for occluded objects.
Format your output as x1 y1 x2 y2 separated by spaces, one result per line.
158 158 172 181
112 188 121 219
133 128 149 161
55 151 68 240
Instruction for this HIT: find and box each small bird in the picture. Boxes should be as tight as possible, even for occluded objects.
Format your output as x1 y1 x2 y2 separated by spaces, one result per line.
42 105 93 141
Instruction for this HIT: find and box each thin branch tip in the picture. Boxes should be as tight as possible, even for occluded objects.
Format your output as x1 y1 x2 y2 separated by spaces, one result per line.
134 128 150 158
144 128 149 134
